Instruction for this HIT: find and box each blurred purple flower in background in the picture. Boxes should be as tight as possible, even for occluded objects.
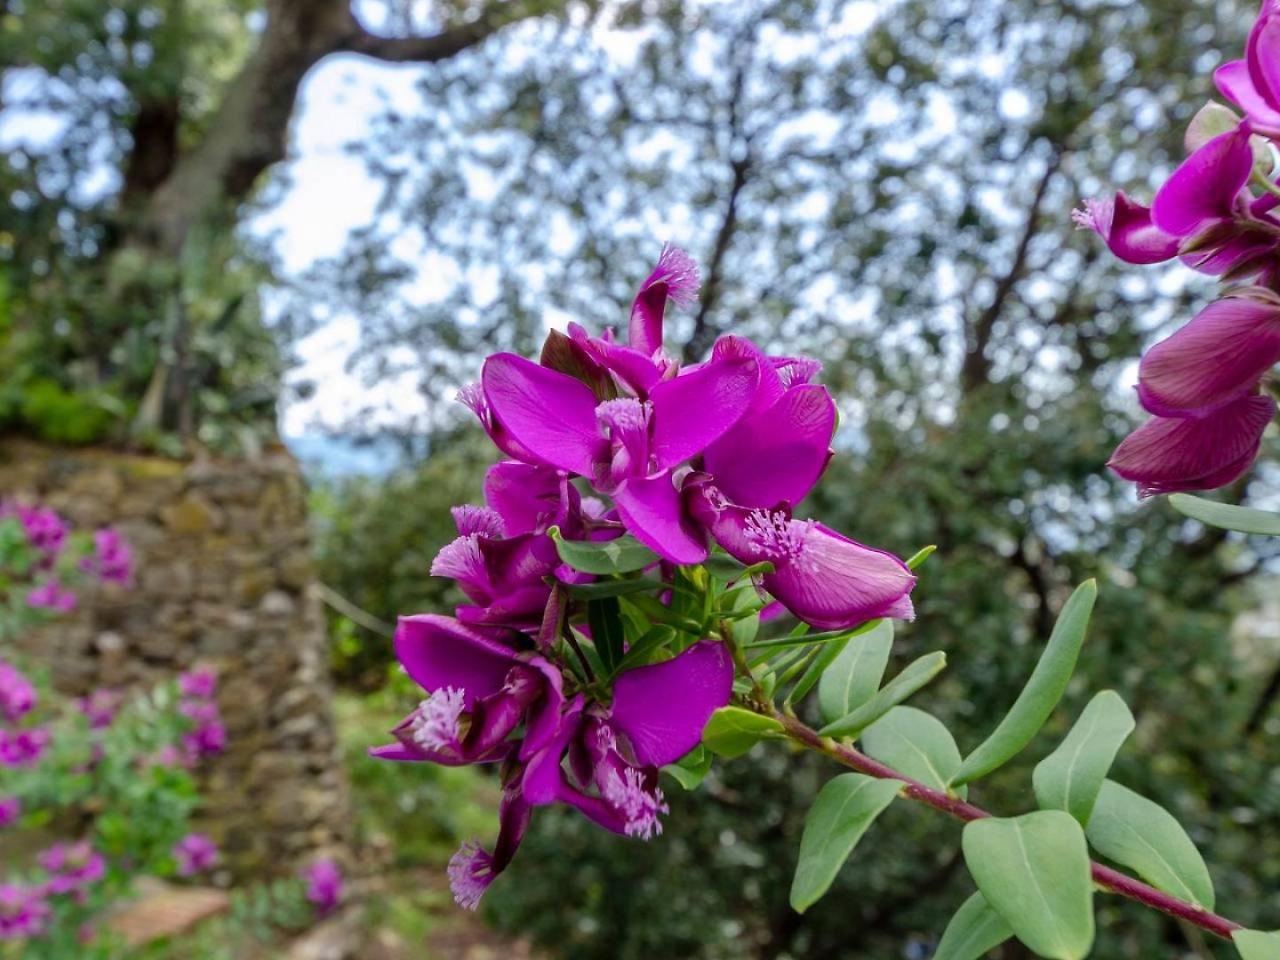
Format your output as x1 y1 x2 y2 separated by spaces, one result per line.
0 884 50 940
81 528 134 585
38 841 106 898
0 798 19 828
25 580 77 613
0 662 36 724
173 834 219 876
302 859 343 916
0 727 50 768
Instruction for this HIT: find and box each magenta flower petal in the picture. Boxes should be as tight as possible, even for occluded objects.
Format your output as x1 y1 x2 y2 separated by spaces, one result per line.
1138 295 1280 415
1109 393 1276 496
703 383 836 508
608 640 733 767
763 522 916 629
393 615 523 708
482 354 604 474
1152 125 1255 237
1101 192 1181 264
1216 59 1280 135
628 244 700 356
712 335 786 413
1248 3 1280 111
648 353 759 469
612 475 708 565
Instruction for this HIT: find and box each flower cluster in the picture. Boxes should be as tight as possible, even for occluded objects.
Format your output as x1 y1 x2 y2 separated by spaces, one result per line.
0 500 134 614
1077 3 1280 495
0 660 49 771
176 667 226 765
173 833 220 877
374 245 916 909
0 841 107 943
302 859 343 916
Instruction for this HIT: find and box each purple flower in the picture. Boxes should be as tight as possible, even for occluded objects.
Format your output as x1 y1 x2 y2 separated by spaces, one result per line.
0 797 19 827
431 464 590 630
302 859 343 916
183 719 227 760
1109 392 1277 497
445 641 733 910
178 667 218 700
686 478 916 629
81 528 133 586
0 662 37 725
173 834 219 876
38 841 106 897
25 579 76 613
629 242 700 357
1 502 69 559
1215 0 1280 137
0 884 50 940
1077 124 1280 283
0 727 50 768
77 688 121 730
1135 291 1280 418
370 615 565 766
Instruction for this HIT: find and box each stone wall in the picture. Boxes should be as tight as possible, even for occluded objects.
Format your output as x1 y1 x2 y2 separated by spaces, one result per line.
0 440 351 878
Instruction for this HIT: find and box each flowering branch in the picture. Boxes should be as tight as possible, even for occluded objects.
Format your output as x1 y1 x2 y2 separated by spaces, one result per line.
762 706 1243 941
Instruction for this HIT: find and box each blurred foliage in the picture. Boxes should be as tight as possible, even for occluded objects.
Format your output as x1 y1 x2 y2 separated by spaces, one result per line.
304 0 1280 957
0 1 289 452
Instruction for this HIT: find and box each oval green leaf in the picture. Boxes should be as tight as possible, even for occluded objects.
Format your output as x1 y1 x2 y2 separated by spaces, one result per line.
862 705 966 798
1085 780 1215 909
961 811 1095 960
702 706 784 758
1168 494 1280 536
789 773 903 913
550 529 661 574
951 580 1096 788
933 892 1014 960
818 619 894 724
819 651 947 739
663 745 712 790
1033 690 1135 826
1235 930 1280 960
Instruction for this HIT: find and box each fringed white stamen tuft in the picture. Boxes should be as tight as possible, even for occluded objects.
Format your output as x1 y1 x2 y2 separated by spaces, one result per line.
742 510 815 570
1071 197 1113 234
604 767 670 840
447 840 495 910
595 398 651 435
652 244 701 306
451 505 506 539
431 535 488 585
411 687 466 751
457 382 488 421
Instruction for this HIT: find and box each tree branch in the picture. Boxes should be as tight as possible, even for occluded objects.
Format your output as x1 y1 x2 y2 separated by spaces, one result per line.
340 1 555 63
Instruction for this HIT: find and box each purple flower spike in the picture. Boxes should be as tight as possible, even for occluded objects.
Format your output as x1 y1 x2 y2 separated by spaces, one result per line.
38 841 106 896
83 528 133 585
0 798 19 828
688 482 916 630
1137 292 1280 417
629 243 700 357
178 667 218 700
0 662 36 725
0 727 50 768
1109 393 1277 497
173 834 219 876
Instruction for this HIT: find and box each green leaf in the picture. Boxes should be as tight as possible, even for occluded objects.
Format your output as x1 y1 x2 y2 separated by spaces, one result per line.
663 745 712 790
702 706 784 758
1168 494 1280 536
905 544 937 569
962 811 1095 960
933 892 1014 960
1235 930 1280 960
614 625 677 673
862 706 966 798
1085 780 1215 909
819 652 947 739
550 529 661 574
565 577 665 599
789 773 903 912
622 593 704 634
786 631 854 706
951 580 1096 788
818 619 894 724
1033 690 1134 826
704 552 774 580
587 597 626 675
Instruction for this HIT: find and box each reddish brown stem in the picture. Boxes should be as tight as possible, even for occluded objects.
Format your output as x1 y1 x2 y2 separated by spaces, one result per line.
770 709 1244 942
